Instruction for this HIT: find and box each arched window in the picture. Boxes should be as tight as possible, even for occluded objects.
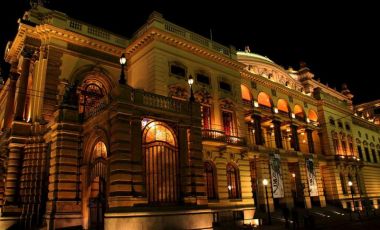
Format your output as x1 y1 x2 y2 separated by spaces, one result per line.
258 92 272 108
143 121 178 204
226 163 241 199
241 84 252 103
80 81 106 118
277 99 289 113
332 131 339 154
308 109 318 122
204 162 217 200
340 133 347 155
347 135 354 155
93 141 107 159
340 173 348 194
294 104 305 121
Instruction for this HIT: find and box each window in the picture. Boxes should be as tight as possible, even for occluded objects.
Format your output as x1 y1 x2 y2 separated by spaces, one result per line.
358 131 361 138
204 162 217 200
93 141 107 159
226 163 241 199
345 123 351 130
332 132 339 153
341 133 347 155
197 73 210 85
364 147 371 162
222 111 234 136
241 85 252 102
338 121 343 128
219 81 232 92
348 136 354 155
340 173 348 194
294 104 305 121
358 146 363 160
365 133 369 140
372 149 378 163
372 136 375 142
201 105 211 129
329 118 335 126
80 82 105 117
258 92 272 108
170 64 186 77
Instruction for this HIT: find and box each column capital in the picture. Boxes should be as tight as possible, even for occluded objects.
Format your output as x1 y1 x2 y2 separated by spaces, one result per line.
21 46 35 59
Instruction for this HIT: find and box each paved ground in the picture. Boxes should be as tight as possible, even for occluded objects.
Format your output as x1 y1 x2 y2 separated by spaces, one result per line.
249 205 380 230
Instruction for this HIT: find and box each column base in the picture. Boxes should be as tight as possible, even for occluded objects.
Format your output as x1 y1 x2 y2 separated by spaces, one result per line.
44 213 82 229
0 216 19 229
1 205 21 217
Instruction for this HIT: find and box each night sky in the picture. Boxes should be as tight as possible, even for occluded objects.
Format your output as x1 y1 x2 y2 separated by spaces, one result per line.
1 0 379 104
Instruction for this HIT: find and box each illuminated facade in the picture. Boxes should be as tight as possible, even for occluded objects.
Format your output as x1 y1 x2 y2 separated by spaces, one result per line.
0 5 380 230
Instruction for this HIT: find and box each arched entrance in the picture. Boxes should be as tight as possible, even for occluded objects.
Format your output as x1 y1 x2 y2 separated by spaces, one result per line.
143 121 179 205
88 141 108 230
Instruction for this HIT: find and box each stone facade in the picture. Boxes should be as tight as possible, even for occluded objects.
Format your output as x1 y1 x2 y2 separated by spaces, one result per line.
0 5 379 230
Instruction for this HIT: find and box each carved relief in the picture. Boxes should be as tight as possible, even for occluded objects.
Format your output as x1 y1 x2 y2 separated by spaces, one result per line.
194 88 212 104
168 84 188 100
219 98 234 110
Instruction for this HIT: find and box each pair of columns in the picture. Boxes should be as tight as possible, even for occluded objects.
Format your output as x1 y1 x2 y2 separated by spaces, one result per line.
251 114 314 153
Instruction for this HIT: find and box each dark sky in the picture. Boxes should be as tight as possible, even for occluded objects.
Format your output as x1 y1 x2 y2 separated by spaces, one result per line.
1 0 379 104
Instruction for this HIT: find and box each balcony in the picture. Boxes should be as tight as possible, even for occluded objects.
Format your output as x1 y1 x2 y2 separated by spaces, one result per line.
202 129 246 146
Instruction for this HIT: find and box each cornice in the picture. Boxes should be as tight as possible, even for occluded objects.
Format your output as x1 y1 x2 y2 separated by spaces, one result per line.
5 22 125 63
241 71 317 106
36 24 124 56
125 28 246 71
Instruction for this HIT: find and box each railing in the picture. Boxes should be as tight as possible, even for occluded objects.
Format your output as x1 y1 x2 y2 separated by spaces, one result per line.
226 135 246 146
202 129 226 142
142 92 186 113
131 17 232 58
202 129 246 146
67 19 127 47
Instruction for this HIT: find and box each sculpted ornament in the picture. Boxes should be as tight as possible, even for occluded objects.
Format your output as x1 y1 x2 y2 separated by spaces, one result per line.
220 98 234 110
168 85 188 99
195 88 212 104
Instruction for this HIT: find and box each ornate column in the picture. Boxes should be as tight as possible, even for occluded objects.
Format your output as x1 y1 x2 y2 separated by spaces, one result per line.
253 115 264 145
291 125 300 151
306 129 314 153
3 62 19 129
273 120 283 149
14 47 34 121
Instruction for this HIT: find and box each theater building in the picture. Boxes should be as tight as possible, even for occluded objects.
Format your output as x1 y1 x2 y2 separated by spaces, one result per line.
0 5 379 230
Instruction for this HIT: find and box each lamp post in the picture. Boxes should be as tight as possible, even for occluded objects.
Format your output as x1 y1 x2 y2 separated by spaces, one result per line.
188 75 195 102
348 180 355 220
119 53 127 85
263 179 272 225
292 173 297 206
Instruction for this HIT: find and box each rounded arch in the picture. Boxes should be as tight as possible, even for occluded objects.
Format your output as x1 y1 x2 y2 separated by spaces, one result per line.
83 127 110 165
257 92 273 108
241 84 252 101
142 120 179 204
356 138 361 145
226 162 241 199
204 161 218 200
71 65 117 92
370 142 375 148
143 121 177 146
294 104 305 120
363 141 368 146
277 99 290 113
308 109 318 122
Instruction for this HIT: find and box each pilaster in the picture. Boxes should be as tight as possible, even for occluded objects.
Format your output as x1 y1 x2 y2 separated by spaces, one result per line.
45 107 82 229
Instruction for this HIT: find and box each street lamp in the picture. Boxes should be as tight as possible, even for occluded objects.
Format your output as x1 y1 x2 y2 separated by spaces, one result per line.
119 53 127 85
263 179 272 225
348 180 355 220
188 75 195 102
292 173 297 206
